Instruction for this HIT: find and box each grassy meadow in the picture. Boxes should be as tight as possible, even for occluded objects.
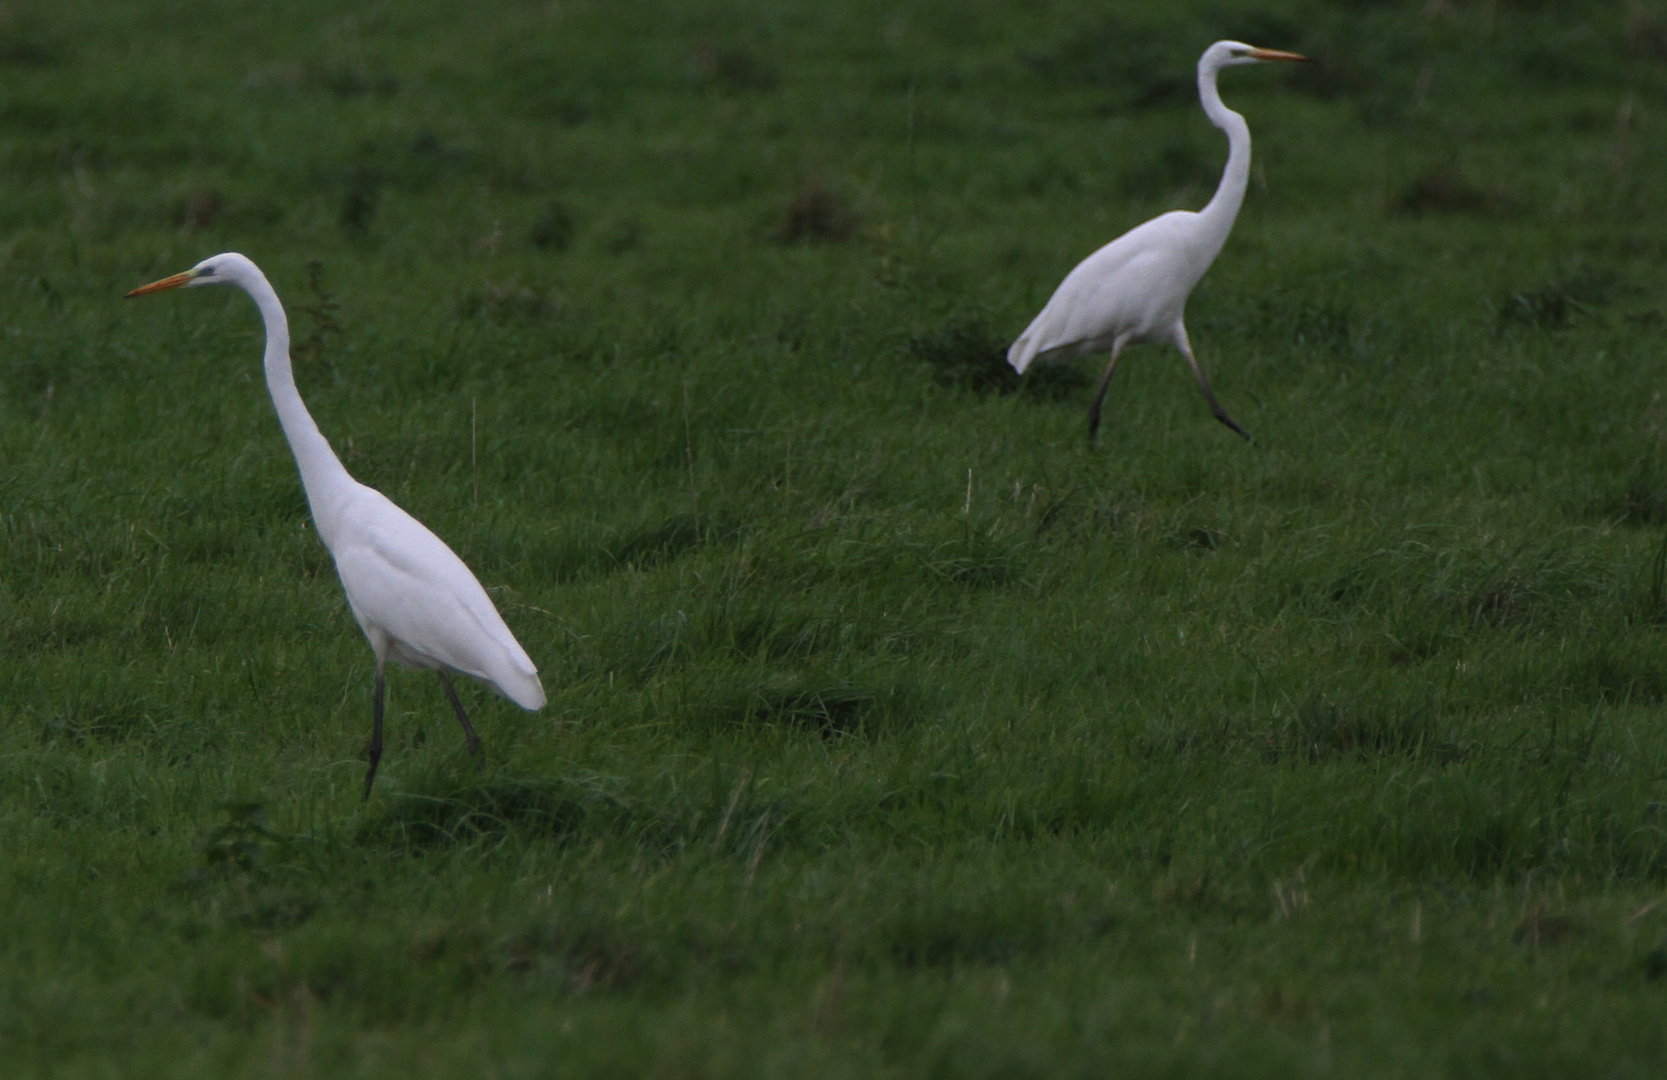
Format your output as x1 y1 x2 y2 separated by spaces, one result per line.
5 0 1667 1074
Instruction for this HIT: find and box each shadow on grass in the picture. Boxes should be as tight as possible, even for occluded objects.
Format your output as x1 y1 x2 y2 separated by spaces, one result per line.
909 320 1087 400
511 511 743 585
365 775 631 849
673 670 927 739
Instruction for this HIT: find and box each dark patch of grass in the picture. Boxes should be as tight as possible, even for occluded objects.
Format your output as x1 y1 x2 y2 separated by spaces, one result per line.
458 281 558 322
775 181 859 244
608 513 722 570
685 671 923 739
727 676 876 736
1603 466 1667 527
339 163 380 232
1393 164 1519 218
1499 265 1621 331
1626 6 1667 60
529 200 577 251
367 777 628 849
179 803 326 932
1167 526 1225 553
908 319 1087 400
1513 906 1584 946
694 43 779 93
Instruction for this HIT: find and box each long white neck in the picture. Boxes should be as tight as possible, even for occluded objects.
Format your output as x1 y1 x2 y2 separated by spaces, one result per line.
1196 57 1252 248
238 264 358 542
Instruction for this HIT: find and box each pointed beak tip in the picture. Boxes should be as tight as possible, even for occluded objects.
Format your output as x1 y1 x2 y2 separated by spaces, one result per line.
123 269 196 298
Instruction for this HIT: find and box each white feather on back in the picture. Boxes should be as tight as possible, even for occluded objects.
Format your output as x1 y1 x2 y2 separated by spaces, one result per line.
328 484 546 710
1008 210 1218 374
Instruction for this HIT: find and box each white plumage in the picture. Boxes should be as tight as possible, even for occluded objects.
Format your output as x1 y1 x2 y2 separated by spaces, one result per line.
1010 40 1307 441
127 253 544 797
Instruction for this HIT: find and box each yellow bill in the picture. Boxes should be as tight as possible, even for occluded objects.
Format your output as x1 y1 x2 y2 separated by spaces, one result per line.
124 269 198 298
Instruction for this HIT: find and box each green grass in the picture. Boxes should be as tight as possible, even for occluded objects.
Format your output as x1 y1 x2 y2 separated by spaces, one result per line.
4 0 1667 1074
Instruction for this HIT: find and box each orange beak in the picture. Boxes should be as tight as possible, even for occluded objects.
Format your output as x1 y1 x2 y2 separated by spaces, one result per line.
1248 47 1309 63
124 269 197 298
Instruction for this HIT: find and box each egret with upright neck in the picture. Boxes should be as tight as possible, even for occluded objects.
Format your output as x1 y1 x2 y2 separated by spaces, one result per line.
1008 40 1307 442
127 253 545 798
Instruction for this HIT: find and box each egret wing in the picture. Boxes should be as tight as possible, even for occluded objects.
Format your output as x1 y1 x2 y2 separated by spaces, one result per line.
330 489 545 709
1009 212 1196 371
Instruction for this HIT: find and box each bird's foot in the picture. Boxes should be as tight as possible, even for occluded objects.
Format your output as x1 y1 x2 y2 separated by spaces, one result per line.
1212 408 1252 443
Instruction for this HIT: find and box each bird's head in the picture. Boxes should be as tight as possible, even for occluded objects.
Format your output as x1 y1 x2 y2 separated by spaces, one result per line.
125 252 257 297
1208 40 1308 68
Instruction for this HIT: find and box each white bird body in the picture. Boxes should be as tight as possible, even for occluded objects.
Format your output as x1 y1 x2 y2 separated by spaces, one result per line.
1009 40 1306 439
326 485 544 709
127 253 543 795
1010 209 1215 372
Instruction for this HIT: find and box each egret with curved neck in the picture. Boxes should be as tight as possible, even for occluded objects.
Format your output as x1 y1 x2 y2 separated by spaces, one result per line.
127 253 545 798
1008 40 1306 441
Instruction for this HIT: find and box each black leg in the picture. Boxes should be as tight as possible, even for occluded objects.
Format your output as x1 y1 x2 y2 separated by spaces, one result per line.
1086 347 1124 443
362 671 385 801
1182 345 1251 442
437 671 483 768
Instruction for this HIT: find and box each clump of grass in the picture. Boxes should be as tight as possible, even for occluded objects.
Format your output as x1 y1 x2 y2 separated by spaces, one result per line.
732 675 877 737
1626 6 1667 59
180 802 326 931
1513 905 1583 947
458 281 558 321
1393 163 1518 217
693 43 779 93
775 181 860 244
1166 526 1225 553
0 19 65 67
366 775 643 850
171 190 222 233
292 259 344 374
1499 265 1619 330
1599 461 1667 526
530 200 577 251
907 320 1087 399
339 163 380 232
